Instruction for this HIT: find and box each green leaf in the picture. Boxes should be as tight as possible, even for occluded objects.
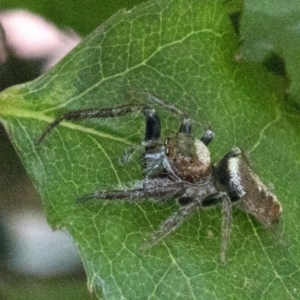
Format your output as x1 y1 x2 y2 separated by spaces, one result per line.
0 0 299 299
240 0 300 104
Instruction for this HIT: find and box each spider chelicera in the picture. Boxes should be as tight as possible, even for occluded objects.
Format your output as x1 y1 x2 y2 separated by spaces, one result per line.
38 96 282 264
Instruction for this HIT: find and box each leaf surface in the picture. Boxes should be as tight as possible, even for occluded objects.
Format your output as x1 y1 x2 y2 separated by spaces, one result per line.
0 0 299 299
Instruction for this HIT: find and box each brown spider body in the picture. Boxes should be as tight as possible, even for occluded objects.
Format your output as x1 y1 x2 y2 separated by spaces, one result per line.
164 133 212 183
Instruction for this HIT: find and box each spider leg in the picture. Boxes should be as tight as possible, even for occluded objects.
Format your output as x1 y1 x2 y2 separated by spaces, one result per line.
77 180 185 203
220 195 232 265
145 191 232 264
37 103 144 144
143 200 201 250
120 143 145 165
141 92 187 117
201 191 232 264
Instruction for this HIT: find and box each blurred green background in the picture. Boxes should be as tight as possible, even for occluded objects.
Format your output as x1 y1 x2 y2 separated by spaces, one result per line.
1 0 145 35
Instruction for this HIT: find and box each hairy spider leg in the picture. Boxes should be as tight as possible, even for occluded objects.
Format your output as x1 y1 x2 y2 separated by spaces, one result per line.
138 92 212 131
201 191 233 264
142 199 201 250
140 92 187 118
37 103 144 144
220 195 232 265
77 180 185 202
145 191 233 263
145 191 233 264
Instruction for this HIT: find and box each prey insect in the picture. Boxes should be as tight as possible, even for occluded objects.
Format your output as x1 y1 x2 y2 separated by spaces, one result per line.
38 97 282 264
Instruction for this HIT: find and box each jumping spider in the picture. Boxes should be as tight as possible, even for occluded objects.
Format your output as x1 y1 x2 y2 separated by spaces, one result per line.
38 97 282 264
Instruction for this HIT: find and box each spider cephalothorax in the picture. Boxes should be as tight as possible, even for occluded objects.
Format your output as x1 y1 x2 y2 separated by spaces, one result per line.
164 132 212 183
38 97 282 264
